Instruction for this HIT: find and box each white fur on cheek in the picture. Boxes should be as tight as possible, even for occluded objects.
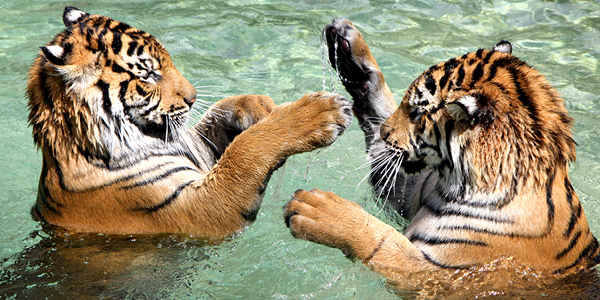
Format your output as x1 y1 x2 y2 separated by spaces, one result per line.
459 95 478 116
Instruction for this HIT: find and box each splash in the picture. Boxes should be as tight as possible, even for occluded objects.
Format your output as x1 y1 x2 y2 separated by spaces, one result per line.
320 30 342 93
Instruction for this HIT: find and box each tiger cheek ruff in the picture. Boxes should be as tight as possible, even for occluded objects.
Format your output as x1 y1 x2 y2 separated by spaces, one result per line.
284 18 599 280
27 7 353 237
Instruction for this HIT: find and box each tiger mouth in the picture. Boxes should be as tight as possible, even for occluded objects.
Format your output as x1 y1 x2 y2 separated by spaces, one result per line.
401 159 427 174
324 26 369 92
387 146 428 175
135 113 188 141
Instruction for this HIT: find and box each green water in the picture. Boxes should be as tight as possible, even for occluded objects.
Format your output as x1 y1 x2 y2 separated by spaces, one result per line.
1 0 599 299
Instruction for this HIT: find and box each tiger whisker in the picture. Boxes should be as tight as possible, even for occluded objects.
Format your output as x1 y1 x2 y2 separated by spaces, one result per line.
355 151 394 190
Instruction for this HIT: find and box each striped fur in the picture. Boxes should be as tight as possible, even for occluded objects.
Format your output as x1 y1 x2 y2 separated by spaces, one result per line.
285 18 599 278
28 7 353 237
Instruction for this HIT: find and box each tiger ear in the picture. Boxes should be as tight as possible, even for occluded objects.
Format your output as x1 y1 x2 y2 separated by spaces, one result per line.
40 44 70 66
447 93 496 126
63 6 89 27
492 40 512 54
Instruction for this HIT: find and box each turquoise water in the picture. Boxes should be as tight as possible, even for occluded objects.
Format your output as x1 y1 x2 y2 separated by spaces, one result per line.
1 0 599 298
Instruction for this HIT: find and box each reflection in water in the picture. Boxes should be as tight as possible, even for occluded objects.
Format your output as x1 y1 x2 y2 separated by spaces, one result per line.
0 230 212 299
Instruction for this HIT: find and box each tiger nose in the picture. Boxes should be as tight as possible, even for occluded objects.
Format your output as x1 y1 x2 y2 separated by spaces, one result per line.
183 93 196 107
181 85 197 108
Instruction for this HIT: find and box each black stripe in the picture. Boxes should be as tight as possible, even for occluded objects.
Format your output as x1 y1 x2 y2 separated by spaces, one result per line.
429 116 442 154
113 22 131 32
564 178 580 237
85 27 94 48
415 86 423 101
31 204 49 224
136 180 195 213
127 41 138 56
92 17 105 28
546 170 556 232
39 183 62 215
410 233 487 246
136 84 149 97
112 32 123 53
556 231 582 260
439 58 458 90
136 45 145 56
555 238 600 274
486 63 498 82
139 102 159 117
455 64 465 87
424 75 437 95
135 63 147 72
112 63 127 73
119 80 130 103
121 166 197 189
482 50 495 64
98 22 110 42
475 49 484 59
507 64 544 140
439 223 558 239
423 201 513 223
363 237 386 262
96 79 111 116
470 62 484 87
409 109 423 121
428 102 445 116
421 251 468 269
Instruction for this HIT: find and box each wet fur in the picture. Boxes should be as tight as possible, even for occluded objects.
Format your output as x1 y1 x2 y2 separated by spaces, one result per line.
28 7 353 238
285 18 599 279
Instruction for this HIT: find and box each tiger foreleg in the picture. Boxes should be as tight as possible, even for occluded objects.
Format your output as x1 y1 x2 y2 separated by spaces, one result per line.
191 92 353 237
283 189 435 273
324 18 417 216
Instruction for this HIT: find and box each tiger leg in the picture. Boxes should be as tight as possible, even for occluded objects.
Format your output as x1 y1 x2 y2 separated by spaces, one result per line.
186 92 353 237
283 189 435 273
192 95 276 164
324 18 421 216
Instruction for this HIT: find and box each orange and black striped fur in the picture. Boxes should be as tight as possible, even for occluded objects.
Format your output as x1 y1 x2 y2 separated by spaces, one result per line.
284 18 599 278
28 7 353 238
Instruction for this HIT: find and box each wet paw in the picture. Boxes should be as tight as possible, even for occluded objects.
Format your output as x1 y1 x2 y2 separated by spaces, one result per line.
323 18 372 92
212 94 276 132
283 189 366 254
269 91 352 155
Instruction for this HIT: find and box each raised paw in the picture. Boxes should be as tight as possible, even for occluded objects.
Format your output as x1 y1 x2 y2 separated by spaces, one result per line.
283 189 370 256
324 18 377 95
210 94 276 132
323 19 396 118
266 91 353 156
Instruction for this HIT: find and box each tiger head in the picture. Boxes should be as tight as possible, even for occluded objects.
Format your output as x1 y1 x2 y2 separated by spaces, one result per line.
28 7 197 159
380 41 576 197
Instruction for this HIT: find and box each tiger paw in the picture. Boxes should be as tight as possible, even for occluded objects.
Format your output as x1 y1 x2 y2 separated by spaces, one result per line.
283 189 375 257
210 94 276 133
324 18 396 119
266 91 352 156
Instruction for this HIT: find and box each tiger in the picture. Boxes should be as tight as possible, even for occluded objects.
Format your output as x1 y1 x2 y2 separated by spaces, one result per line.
27 7 353 238
284 18 600 283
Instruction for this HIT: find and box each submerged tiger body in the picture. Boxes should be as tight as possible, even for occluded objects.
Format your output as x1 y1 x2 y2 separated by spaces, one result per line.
284 18 599 278
28 7 352 237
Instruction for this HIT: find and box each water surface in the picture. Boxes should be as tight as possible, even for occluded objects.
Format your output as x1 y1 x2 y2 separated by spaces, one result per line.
1 1 599 299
